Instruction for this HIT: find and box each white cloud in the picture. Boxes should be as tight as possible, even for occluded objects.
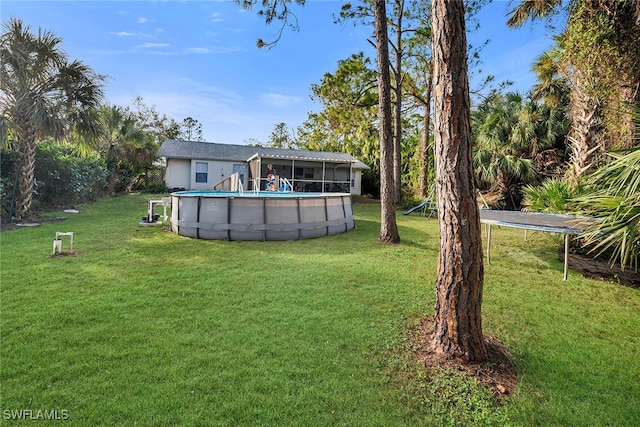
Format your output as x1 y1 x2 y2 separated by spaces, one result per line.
211 13 224 23
258 93 303 108
138 43 171 49
137 17 154 24
186 47 210 54
109 31 135 37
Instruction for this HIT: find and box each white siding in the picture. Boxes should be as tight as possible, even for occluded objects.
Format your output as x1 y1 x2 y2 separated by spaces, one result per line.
165 159 191 190
190 159 240 190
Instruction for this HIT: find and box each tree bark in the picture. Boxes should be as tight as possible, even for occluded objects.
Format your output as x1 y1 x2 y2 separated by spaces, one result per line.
431 0 487 362
375 0 400 244
14 124 37 217
566 69 602 181
392 0 404 205
419 58 433 198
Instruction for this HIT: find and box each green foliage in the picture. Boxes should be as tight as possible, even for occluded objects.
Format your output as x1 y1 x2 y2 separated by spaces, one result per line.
127 96 182 144
143 181 169 194
0 17 105 215
361 168 381 198
33 139 107 207
564 2 640 150
419 370 511 426
96 105 158 194
522 178 580 213
298 53 380 172
573 147 640 269
0 148 19 218
471 91 568 209
268 122 296 148
178 116 204 141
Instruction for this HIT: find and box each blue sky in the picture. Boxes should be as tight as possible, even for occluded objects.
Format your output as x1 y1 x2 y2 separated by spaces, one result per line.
1 0 561 144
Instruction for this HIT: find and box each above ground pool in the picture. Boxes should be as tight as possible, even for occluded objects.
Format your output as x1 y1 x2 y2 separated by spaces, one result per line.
170 191 355 241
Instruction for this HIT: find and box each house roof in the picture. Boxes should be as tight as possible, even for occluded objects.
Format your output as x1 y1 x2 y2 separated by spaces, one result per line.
157 139 370 169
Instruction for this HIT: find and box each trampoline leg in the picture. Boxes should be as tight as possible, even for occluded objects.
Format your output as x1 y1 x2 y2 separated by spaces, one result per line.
486 224 492 265
563 234 569 281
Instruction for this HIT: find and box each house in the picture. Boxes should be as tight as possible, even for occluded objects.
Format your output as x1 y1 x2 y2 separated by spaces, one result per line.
157 139 370 195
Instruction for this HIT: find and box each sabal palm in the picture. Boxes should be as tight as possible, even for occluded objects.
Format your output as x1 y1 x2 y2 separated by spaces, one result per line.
473 92 559 208
507 0 640 179
531 36 569 108
100 106 154 194
574 147 640 269
0 17 104 215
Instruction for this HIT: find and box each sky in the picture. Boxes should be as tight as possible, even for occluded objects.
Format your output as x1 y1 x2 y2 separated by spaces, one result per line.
1 0 562 145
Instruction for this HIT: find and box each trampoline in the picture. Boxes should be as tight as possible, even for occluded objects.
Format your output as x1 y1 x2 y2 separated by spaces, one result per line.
479 210 596 280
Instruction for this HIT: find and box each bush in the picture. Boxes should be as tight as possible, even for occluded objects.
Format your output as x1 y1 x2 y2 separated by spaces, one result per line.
521 178 580 213
34 141 108 208
574 147 640 269
0 150 19 219
144 182 168 194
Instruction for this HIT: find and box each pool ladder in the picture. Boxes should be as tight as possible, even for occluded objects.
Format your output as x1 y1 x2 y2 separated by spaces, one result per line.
279 177 292 192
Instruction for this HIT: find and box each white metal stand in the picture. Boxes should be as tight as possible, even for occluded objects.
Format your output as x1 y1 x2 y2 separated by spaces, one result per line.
53 232 74 254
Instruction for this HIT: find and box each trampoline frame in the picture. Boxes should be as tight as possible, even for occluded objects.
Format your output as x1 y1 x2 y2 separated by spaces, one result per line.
479 210 595 280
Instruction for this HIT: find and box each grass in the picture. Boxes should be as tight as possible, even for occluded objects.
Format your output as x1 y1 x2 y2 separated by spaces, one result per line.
1 193 638 426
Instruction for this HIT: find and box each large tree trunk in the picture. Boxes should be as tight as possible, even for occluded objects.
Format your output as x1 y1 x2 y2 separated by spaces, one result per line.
14 125 37 217
431 0 487 362
392 0 404 205
375 0 400 244
566 69 603 181
419 58 433 198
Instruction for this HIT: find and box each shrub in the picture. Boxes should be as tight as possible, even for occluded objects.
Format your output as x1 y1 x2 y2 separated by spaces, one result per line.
573 147 640 269
144 182 169 194
34 140 108 208
521 178 580 213
0 149 19 219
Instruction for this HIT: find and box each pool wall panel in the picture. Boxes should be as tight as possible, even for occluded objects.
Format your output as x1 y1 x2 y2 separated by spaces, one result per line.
171 191 354 241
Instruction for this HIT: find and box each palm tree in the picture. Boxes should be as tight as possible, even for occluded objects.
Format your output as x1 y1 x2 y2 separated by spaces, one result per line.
99 106 154 194
507 1 640 180
0 17 104 216
530 36 570 109
472 92 563 209
574 146 640 269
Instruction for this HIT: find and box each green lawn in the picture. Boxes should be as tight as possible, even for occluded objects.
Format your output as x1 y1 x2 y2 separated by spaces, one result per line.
1 194 638 426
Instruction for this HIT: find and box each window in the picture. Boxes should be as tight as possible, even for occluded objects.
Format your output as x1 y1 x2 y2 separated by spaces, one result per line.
195 162 208 183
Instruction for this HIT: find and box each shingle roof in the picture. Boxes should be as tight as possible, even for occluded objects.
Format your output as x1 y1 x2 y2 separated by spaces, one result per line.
157 139 370 169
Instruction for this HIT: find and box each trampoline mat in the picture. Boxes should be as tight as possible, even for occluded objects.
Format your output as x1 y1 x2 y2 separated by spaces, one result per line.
479 210 595 234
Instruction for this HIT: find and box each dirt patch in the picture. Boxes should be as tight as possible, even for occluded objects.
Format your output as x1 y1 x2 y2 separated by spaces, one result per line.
1 215 69 232
47 251 79 258
561 249 639 288
408 316 518 403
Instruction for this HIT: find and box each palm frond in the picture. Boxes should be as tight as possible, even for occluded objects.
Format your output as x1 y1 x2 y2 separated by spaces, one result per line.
574 146 640 268
506 0 563 28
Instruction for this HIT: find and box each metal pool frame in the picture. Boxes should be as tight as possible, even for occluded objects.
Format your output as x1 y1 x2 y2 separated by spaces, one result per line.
170 191 354 241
